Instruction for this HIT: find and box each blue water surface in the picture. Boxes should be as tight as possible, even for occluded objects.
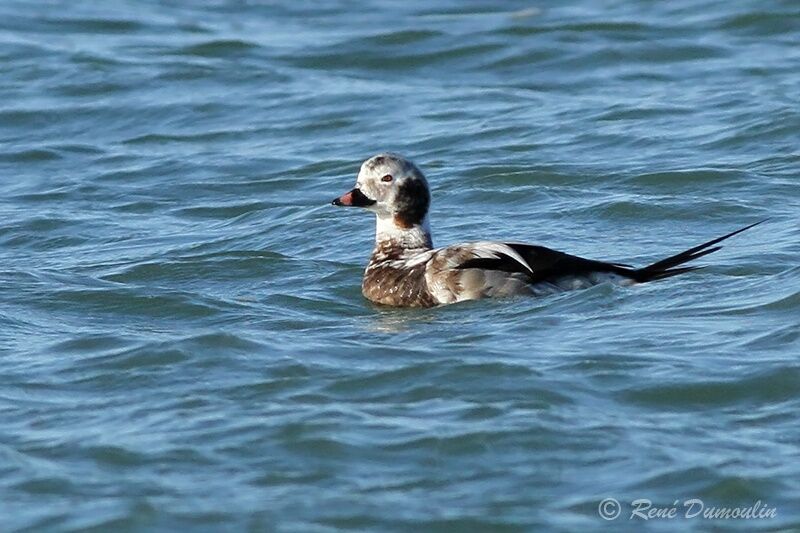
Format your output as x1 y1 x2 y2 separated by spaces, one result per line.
1 0 799 530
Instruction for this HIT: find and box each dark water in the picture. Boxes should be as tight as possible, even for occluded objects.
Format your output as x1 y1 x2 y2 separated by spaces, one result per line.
2 0 799 530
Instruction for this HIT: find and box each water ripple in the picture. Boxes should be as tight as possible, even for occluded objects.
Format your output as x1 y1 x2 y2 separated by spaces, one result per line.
1 0 799 530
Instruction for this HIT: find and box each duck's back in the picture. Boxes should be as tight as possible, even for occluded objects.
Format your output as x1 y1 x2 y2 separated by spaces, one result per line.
362 242 545 307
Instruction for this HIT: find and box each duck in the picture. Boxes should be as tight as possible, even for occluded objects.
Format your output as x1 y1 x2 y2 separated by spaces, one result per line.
331 153 762 308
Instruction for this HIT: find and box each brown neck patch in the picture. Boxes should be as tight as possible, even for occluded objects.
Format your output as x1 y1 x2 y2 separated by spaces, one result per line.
393 214 414 229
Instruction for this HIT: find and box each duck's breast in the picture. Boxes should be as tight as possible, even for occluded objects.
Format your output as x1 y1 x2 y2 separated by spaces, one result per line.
362 261 437 307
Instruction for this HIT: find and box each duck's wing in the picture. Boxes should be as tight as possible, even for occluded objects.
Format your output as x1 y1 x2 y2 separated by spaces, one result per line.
448 241 534 274
495 243 633 284
429 239 620 279
452 220 766 285
423 221 764 303
425 242 540 303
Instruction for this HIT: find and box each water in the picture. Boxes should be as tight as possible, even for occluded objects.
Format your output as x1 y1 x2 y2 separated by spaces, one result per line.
1 0 799 530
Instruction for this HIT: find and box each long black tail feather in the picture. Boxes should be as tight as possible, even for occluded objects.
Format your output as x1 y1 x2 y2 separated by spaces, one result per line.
630 219 766 283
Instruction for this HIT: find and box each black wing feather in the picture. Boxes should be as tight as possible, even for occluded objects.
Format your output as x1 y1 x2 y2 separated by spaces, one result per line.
503 244 633 283
455 220 765 285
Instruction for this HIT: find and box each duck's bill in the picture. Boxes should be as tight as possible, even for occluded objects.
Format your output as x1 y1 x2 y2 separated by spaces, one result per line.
331 188 376 207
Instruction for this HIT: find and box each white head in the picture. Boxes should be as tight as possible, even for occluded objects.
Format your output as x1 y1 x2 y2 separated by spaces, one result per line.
332 153 432 250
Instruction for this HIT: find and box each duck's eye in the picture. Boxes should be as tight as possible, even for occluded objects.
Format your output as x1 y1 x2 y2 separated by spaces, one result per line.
381 174 393 183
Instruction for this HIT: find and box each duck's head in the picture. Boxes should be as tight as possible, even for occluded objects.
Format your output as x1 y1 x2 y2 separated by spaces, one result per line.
332 153 430 229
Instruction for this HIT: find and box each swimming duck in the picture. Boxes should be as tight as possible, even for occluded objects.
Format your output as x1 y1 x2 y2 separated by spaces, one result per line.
331 153 761 308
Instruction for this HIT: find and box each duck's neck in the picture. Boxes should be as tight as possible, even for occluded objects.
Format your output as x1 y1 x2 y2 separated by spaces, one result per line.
371 214 433 261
